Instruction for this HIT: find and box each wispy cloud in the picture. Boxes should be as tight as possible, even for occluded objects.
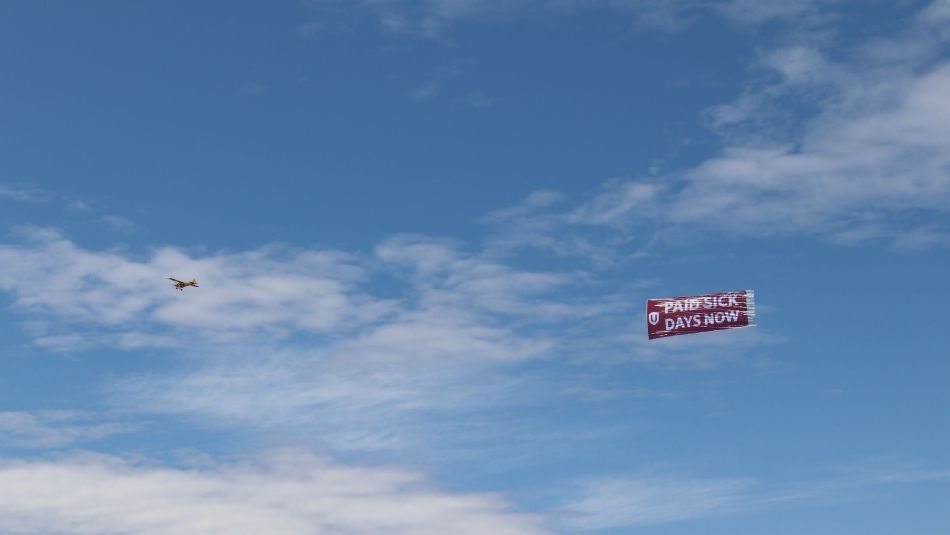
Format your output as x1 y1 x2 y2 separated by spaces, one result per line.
65 199 93 212
833 457 950 487
557 475 754 530
710 0 828 26
480 1 950 254
0 227 625 349
0 450 550 535
101 214 135 231
297 20 325 37
409 65 461 102
104 235 606 452
113 341 529 452
0 227 391 345
0 411 135 449
0 229 645 454
306 0 839 37
0 184 47 203
409 79 445 101
554 460 950 531
0 212 775 462
481 190 628 267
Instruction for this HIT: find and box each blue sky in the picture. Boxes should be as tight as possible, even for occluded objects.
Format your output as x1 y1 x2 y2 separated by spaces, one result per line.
0 1 948 533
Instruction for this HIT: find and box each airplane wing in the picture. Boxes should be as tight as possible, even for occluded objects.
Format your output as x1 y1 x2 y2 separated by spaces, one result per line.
168 278 184 283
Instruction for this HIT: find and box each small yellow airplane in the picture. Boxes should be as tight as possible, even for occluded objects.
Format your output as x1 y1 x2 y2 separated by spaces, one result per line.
168 277 199 291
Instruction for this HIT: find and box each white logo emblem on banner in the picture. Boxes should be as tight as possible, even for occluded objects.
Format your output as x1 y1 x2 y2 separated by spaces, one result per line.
648 311 660 326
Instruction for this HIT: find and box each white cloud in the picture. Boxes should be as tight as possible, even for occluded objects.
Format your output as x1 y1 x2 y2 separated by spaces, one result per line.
0 184 47 202
0 229 606 349
500 0 950 251
686 2 950 238
554 458 950 531
0 451 550 535
568 182 660 227
481 192 628 266
65 200 93 212
665 69 950 240
0 229 768 458
410 79 444 101
0 228 392 346
483 190 565 223
0 411 134 449
101 214 135 231
114 338 529 452
711 0 826 26
558 475 754 530
376 234 601 320
408 64 461 102
604 0 835 31
0 231 629 453
298 20 324 37
308 0 841 37
110 236 580 452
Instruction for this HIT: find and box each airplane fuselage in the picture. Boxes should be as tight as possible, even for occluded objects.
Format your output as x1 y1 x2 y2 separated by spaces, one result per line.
169 278 199 291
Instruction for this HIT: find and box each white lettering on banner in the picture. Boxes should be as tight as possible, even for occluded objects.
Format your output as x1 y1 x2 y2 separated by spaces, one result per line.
663 294 742 315
664 314 703 331
647 290 755 339
703 310 741 326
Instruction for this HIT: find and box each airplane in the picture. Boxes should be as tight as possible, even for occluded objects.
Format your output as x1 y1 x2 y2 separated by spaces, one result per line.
168 277 199 291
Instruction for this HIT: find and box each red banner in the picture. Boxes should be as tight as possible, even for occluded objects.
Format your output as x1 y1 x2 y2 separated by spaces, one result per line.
647 290 756 340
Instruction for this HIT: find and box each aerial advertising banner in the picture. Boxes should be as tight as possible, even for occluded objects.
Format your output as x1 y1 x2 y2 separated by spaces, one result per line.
647 290 756 340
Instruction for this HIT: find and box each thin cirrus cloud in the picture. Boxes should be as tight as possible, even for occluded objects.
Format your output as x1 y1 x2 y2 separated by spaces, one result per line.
104 235 604 453
0 209 775 462
0 183 48 203
0 450 550 535
303 0 833 36
616 1 949 242
556 475 755 530
481 1 950 252
1 4 946 534
0 229 634 454
554 464 950 531
0 228 706 458
0 226 392 345
0 411 135 449
112 339 531 452
0 229 611 351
